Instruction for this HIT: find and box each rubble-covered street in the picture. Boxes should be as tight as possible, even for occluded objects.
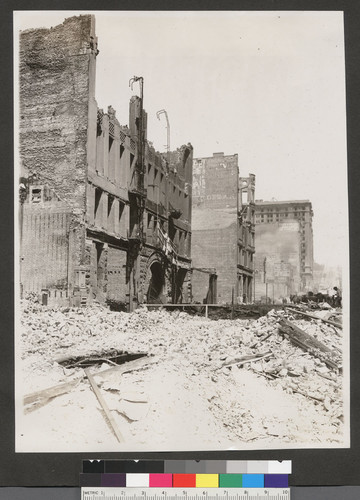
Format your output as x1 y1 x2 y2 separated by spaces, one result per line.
17 299 345 452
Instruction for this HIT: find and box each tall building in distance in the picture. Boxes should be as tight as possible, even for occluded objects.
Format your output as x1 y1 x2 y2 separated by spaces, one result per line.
254 219 301 302
254 200 314 299
19 15 193 309
191 153 255 304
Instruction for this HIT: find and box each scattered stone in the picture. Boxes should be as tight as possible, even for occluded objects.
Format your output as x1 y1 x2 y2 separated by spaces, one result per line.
20 297 344 448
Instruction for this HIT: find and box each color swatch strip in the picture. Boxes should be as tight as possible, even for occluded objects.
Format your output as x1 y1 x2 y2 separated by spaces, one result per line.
79 473 289 488
83 460 292 474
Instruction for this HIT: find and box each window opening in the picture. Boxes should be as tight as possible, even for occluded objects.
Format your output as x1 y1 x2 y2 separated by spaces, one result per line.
31 187 42 204
94 188 102 217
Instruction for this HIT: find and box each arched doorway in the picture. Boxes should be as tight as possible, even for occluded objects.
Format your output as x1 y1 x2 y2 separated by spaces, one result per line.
146 261 164 303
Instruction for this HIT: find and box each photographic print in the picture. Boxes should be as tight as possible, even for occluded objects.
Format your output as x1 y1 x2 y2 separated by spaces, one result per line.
14 10 349 452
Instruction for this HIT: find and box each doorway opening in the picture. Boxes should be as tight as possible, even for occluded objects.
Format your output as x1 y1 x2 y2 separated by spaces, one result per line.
147 262 164 303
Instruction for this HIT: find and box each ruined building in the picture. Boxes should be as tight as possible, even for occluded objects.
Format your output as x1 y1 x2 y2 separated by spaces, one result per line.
19 15 193 309
191 153 255 304
254 200 314 301
254 220 301 302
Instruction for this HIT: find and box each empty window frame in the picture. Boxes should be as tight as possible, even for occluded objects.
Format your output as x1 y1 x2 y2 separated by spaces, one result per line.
94 187 102 218
30 186 43 204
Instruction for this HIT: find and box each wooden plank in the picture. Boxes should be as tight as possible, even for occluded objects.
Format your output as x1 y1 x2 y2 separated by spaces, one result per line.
280 319 333 352
221 351 273 368
250 331 275 349
24 356 157 406
279 319 340 370
84 368 124 443
24 378 81 406
285 307 342 329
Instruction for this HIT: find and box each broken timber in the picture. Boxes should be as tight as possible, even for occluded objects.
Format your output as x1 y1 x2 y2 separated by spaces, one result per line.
250 331 275 349
221 351 273 368
85 368 124 443
278 319 340 371
54 351 147 368
24 356 158 409
285 306 342 329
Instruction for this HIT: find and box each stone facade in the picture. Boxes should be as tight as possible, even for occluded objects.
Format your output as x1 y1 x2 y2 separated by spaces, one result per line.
191 153 255 304
19 15 192 309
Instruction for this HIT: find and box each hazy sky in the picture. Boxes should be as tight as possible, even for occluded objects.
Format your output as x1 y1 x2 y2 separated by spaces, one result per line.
15 11 348 268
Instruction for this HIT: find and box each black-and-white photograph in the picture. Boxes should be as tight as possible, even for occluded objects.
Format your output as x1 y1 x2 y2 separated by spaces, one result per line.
14 10 349 452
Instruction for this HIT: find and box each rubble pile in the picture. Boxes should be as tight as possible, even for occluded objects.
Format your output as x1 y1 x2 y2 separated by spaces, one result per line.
19 298 345 449
208 309 343 443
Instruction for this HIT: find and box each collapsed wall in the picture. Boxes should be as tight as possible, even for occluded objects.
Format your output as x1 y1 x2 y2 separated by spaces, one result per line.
18 15 193 308
19 15 97 207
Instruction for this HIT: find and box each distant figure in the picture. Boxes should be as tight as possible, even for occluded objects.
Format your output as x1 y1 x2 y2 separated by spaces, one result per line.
291 294 300 304
282 297 287 305
333 286 342 307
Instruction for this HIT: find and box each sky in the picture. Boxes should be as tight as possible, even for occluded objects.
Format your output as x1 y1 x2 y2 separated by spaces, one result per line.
15 11 348 269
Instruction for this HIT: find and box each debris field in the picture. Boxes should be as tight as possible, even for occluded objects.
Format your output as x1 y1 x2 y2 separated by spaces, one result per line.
18 299 345 452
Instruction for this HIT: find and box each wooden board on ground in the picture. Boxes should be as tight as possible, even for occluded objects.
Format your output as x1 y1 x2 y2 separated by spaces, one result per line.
24 356 158 407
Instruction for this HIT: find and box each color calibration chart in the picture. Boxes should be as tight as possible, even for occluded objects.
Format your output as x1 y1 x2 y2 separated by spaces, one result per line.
81 460 291 500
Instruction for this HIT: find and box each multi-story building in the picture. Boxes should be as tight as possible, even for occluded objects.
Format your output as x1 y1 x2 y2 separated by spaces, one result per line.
254 219 301 302
191 153 255 304
254 200 314 292
19 14 193 309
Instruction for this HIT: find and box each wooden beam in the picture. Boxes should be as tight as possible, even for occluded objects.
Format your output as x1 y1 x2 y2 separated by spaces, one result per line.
279 319 340 371
285 307 342 329
221 351 273 368
84 368 124 443
24 356 157 407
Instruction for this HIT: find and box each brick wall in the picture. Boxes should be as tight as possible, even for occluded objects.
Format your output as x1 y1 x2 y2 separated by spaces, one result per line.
192 223 237 304
85 241 130 305
193 153 238 210
181 270 192 303
106 246 128 304
19 15 96 211
191 153 239 304
21 204 72 292
192 270 211 304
